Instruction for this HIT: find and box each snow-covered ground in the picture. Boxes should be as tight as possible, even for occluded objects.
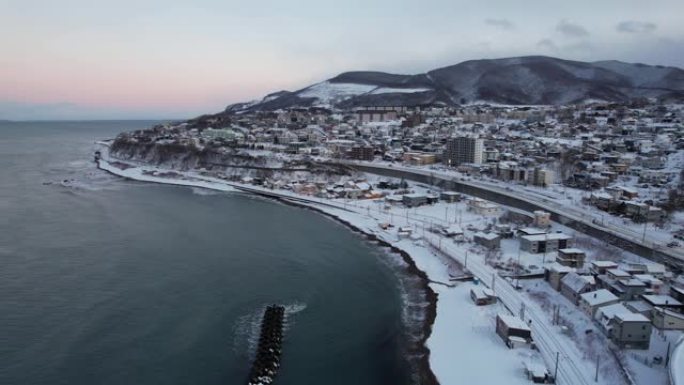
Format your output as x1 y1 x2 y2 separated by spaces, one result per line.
297 81 377 104
99 148 654 385
672 335 684 385
337 160 684 264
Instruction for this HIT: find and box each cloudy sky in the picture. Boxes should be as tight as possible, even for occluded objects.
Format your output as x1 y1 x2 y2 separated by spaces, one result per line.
1 0 683 120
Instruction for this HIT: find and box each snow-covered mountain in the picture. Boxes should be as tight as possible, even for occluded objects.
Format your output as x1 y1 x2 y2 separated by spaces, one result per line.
225 56 684 113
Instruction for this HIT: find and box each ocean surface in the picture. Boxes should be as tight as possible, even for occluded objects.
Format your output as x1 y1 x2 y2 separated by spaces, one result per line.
0 121 424 385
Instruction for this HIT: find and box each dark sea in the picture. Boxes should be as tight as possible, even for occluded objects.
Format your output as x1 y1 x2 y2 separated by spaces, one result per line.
0 121 424 385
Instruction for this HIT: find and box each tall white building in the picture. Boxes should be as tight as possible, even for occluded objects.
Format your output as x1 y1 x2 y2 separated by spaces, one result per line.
444 136 484 166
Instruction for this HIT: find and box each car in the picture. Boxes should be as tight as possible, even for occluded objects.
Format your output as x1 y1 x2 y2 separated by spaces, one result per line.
667 242 680 248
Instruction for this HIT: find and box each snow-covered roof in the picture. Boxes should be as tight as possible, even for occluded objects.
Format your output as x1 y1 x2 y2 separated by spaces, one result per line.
475 232 500 241
522 233 572 242
595 303 633 322
592 261 618 268
547 262 575 274
561 272 593 293
607 268 631 278
558 248 585 254
581 289 619 307
614 312 650 323
518 227 547 235
642 295 683 307
497 314 530 331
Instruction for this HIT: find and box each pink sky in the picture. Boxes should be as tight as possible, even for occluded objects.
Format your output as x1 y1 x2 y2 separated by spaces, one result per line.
1 0 683 119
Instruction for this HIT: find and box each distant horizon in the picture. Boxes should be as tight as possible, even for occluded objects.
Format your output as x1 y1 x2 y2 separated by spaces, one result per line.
2 0 683 119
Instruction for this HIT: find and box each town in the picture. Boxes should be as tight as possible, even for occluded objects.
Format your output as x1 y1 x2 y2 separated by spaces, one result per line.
105 100 684 385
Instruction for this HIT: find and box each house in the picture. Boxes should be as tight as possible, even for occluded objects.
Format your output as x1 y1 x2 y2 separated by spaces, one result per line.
544 263 575 291
606 268 631 281
560 272 595 305
625 301 654 318
402 193 428 207
590 261 619 275
520 233 573 254
580 289 620 317
533 211 551 228
641 295 684 313
670 286 684 303
594 302 634 330
440 191 462 203
441 225 464 241
474 232 501 250
466 198 500 215
517 227 548 237
633 274 664 294
556 248 586 268
496 314 532 348
652 307 684 330
609 313 652 349
615 279 647 300
470 287 497 305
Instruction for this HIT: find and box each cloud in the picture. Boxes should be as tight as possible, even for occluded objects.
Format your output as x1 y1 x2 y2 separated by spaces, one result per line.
616 20 657 34
536 39 558 51
484 18 515 30
556 19 589 37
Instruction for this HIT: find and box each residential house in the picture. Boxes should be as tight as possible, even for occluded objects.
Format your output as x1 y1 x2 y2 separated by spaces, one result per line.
556 248 586 268
474 232 501 250
580 289 620 317
560 272 595 305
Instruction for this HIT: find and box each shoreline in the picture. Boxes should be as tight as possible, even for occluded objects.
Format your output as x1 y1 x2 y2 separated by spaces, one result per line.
96 156 440 385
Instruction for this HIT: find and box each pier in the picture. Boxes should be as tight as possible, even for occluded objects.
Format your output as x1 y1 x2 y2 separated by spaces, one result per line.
247 305 285 385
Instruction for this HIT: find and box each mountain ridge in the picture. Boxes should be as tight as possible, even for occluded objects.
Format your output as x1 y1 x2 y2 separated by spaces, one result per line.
225 55 684 113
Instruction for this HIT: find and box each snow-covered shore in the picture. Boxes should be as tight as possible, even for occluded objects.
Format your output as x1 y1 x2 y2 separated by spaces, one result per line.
96 154 541 385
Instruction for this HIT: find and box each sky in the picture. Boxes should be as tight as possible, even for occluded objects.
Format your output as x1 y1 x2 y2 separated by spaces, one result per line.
1 0 683 120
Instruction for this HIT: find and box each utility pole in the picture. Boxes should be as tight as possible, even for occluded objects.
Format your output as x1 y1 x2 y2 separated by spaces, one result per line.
554 352 560 383
595 355 600 382
464 251 468 269
516 247 522 289
642 220 648 243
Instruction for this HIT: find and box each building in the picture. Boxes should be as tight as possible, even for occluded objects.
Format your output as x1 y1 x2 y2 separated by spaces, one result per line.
402 193 428 207
474 232 501 249
560 272 595 304
466 198 500 216
652 307 684 330
533 211 551 228
356 108 398 123
349 146 374 161
531 168 554 187
496 314 532 348
444 136 484 166
580 289 620 317
520 233 573 254
641 295 684 313
470 287 497 306
402 152 437 165
544 263 575 291
590 261 619 276
609 313 652 349
440 191 462 203
556 248 586 268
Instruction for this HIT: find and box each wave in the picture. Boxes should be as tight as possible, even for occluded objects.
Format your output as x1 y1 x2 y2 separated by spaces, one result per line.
190 187 224 196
